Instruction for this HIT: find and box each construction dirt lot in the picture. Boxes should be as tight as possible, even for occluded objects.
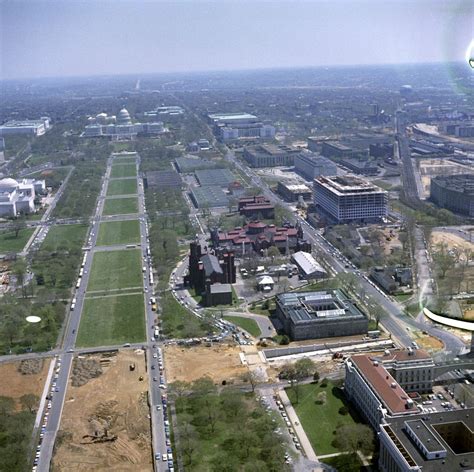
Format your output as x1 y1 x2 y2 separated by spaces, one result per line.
431 231 474 254
164 343 247 384
52 350 152 472
0 358 49 410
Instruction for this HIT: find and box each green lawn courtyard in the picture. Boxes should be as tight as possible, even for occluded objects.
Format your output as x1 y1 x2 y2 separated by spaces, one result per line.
103 197 139 216
76 293 145 347
87 249 142 292
286 381 361 455
0 227 35 254
106 179 137 196
224 315 261 337
110 163 137 178
96 219 141 246
41 224 88 252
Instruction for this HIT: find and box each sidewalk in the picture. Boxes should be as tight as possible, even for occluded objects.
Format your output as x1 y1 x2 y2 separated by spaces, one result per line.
279 387 319 463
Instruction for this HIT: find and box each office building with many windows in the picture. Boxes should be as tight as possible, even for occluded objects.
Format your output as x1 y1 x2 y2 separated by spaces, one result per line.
314 175 387 223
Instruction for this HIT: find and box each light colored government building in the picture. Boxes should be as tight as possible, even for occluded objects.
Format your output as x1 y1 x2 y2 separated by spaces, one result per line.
0 177 45 217
82 108 166 140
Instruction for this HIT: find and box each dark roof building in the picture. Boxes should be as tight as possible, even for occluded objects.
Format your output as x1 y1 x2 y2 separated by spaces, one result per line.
379 410 474 471
195 168 235 187
430 174 474 217
190 186 229 208
243 144 301 168
238 195 275 219
275 289 368 341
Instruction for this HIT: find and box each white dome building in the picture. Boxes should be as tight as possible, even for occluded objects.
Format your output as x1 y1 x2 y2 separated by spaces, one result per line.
0 178 20 191
117 108 132 125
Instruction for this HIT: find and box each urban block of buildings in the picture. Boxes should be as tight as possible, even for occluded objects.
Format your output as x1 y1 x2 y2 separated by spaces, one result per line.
277 182 312 202
274 289 368 341
0 117 50 137
242 144 301 168
0 177 46 217
82 108 166 140
211 221 310 256
345 350 474 471
185 240 236 306
208 112 275 142
430 174 474 217
314 175 388 223
238 195 275 219
294 152 337 181
439 121 474 138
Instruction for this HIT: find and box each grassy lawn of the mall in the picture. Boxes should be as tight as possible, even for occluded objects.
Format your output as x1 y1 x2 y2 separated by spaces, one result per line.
106 178 138 196
76 293 145 347
110 164 137 178
40 224 88 252
87 249 143 291
96 219 141 246
102 197 139 216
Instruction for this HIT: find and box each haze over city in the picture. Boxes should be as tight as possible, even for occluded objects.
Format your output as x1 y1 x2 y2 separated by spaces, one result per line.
1 0 473 79
1 2 474 472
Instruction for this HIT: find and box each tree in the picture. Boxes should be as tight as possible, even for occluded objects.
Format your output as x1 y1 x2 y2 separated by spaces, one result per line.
333 424 375 455
279 335 290 345
13 260 27 298
433 242 456 279
19 393 39 413
267 246 281 261
11 218 27 238
170 380 190 398
241 370 263 393
315 391 327 405
313 371 320 383
294 357 316 379
220 393 245 420
0 396 15 416
192 376 216 397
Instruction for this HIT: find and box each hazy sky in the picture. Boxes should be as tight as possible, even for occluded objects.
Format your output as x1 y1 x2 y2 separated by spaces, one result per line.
1 0 472 79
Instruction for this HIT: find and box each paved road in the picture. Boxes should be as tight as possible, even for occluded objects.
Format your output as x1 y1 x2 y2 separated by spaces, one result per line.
224 311 276 337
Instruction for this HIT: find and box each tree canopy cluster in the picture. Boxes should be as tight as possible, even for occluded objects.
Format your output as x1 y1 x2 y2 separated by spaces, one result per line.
0 395 37 472
172 377 290 472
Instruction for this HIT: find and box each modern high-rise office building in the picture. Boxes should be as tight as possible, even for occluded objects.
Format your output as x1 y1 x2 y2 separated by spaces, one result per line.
314 175 387 223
